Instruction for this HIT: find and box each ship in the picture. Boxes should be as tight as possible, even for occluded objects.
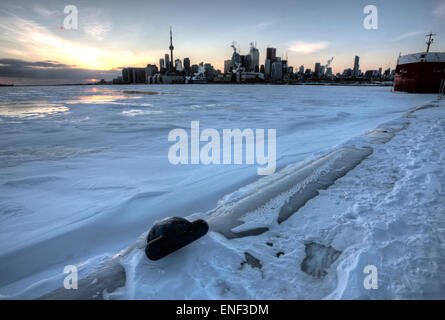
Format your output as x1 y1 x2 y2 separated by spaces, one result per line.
394 33 445 93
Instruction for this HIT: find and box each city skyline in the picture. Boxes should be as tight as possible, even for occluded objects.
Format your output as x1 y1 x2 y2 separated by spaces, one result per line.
0 0 444 84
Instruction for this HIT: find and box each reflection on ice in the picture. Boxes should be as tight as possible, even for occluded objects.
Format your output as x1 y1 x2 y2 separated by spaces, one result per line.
66 94 139 104
0 101 69 118
87 87 163 96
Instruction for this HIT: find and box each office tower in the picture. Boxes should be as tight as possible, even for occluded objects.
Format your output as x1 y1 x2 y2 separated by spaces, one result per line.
265 59 271 79
224 59 233 74
122 67 146 84
353 56 360 77
159 58 165 71
260 64 265 74
245 55 252 71
266 47 276 62
249 42 260 72
165 54 170 72
320 66 325 77
122 68 129 83
281 60 288 76
326 67 332 76
134 68 146 83
314 62 321 78
271 61 283 81
183 58 191 74
231 51 241 70
299 65 304 74
175 59 182 71
204 63 215 80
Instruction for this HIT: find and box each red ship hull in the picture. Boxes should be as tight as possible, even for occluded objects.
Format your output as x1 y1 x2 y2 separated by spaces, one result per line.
394 61 445 93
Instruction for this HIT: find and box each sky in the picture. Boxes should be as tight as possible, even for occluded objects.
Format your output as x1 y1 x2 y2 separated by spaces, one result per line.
0 0 444 85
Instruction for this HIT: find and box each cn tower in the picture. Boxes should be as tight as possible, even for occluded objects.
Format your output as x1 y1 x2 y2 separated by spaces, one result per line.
169 26 174 72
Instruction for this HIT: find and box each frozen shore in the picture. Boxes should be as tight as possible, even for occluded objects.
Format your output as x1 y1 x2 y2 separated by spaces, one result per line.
0 85 443 299
39 98 445 300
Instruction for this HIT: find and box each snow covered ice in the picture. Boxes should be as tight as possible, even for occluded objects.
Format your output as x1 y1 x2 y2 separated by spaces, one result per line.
0 85 443 299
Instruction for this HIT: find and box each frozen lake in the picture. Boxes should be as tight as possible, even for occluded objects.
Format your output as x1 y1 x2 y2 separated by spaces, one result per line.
0 84 438 296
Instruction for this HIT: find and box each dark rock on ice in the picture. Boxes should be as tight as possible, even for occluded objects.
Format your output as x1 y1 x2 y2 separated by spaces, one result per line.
145 217 209 261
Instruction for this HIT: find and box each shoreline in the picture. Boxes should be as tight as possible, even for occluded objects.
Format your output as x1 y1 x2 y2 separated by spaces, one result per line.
3 81 394 88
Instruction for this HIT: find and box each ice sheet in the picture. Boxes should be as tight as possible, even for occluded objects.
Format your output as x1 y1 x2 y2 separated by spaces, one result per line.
0 84 441 299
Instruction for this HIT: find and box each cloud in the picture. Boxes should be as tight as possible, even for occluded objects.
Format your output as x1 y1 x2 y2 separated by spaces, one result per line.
288 41 329 54
33 6 58 17
432 2 445 17
393 31 424 41
80 8 112 41
0 13 159 70
0 58 119 84
83 22 112 41
253 21 274 31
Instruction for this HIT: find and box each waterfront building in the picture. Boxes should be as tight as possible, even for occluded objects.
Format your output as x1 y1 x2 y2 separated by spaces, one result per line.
249 43 260 72
183 58 191 74
165 54 170 72
271 61 283 81
224 59 233 74
353 56 360 77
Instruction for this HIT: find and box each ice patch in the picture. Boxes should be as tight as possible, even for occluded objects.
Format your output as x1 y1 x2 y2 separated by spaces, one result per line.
121 109 164 116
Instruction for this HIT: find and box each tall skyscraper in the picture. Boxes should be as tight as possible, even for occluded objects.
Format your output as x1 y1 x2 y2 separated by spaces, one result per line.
169 26 174 72
165 54 170 72
314 62 321 78
249 43 260 72
159 58 165 71
231 47 241 70
353 56 360 77
224 59 233 74
244 55 252 71
183 58 191 74
265 59 271 79
271 61 283 81
281 60 288 76
266 47 276 62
